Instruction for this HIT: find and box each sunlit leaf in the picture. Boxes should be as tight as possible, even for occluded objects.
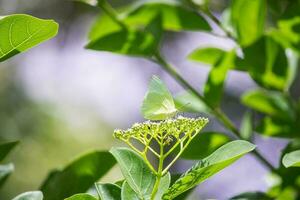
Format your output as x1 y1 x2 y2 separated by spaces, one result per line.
204 50 236 107
282 150 300 168
256 117 300 138
270 1 300 53
65 194 98 200
242 35 291 90
40 151 116 200
95 183 121 200
230 0 266 46
0 14 58 62
162 140 256 199
240 111 253 140
181 132 230 160
124 0 211 32
188 47 226 65
110 147 156 199
141 75 177 120
12 191 43 200
86 13 162 57
241 89 295 121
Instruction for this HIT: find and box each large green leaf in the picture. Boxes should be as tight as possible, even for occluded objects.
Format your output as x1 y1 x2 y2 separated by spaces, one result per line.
0 141 19 162
0 14 58 62
181 132 230 160
123 0 211 32
230 0 266 46
241 89 295 121
86 13 162 57
0 163 14 187
12 191 43 200
203 50 236 107
65 194 98 200
162 140 256 199
95 183 121 200
110 147 156 199
242 36 290 91
282 150 300 168
121 181 139 200
40 151 116 200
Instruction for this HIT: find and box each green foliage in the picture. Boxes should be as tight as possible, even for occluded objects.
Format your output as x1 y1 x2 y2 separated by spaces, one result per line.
8 0 300 199
230 0 266 46
65 194 97 200
110 147 156 199
40 151 115 200
180 132 230 160
0 14 58 62
282 150 300 168
12 191 43 200
162 140 256 199
95 183 121 200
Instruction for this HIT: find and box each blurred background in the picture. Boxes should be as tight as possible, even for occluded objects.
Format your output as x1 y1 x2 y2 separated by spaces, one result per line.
0 0 297 199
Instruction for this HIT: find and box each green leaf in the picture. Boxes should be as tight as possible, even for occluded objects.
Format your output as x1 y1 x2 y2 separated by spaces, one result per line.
162 140 256 199
242 35 290 91
141 75 177 120
241 89 295 121
282 150 300 168
230 192 272 200
154 173 171 200
256 117 300 138
95 183 121 200
0 141 18 162
181 132 230 160
65 194 98 200
230 0 266 46
12 191 43 200
188 47 226 65
0 14 58 62
174 91 210 113
86 11 163 57
86 29 158 57
110 147 156 199
0 163 14 187
240 111 253 140
204 49 236 107
40 151 116 200
124 0 211 32
121 181 139 200
269 1 300 53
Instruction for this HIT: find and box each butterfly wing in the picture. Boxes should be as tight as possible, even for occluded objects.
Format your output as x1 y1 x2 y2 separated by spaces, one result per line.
141 76 177 120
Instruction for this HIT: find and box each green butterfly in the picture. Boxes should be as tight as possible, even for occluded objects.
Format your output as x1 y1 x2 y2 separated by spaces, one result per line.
141 75 178 120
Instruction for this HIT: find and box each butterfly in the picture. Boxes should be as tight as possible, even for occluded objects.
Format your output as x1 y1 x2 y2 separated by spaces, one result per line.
141 75 178 120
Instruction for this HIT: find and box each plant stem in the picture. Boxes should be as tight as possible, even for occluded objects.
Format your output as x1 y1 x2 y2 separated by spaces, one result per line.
97 0 127 29
153 52 276 171
151 136 164 200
